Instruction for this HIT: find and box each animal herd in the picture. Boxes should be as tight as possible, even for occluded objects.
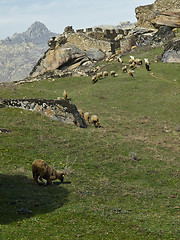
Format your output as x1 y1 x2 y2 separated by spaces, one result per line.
92 51 151 83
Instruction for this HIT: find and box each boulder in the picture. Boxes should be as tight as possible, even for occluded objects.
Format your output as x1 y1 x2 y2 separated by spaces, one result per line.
86 49 105 61
30 43 92 78
152 26 175 43
162 39 180 63
151 10 180 28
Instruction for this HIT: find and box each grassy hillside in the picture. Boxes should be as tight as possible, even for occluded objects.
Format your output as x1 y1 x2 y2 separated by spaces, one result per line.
0 46 180 240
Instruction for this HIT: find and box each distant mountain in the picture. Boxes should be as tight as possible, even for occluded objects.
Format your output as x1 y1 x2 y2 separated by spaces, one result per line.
96 21 136 30
0 21 59 82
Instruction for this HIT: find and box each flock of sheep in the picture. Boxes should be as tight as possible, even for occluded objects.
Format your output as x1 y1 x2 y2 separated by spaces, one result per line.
92 49 150 83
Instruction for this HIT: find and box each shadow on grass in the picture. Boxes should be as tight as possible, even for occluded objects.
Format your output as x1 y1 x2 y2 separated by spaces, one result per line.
0 173 70 225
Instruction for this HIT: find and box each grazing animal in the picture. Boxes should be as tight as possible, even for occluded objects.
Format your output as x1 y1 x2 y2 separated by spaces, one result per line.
144 58 150 71
131 46 137 50
84 112 91 123
91 115 100 128
110 71 116 77
63 90 67 99
97 72 103 79
103 71 108 77
134 59 142 65
129 62 136 69
91 75 97 84
129 56 135 64
128 70 134 77
122 66 127 73
32 159 64 185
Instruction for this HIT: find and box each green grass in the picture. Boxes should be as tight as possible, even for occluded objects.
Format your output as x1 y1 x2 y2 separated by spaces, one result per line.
0 46 180 239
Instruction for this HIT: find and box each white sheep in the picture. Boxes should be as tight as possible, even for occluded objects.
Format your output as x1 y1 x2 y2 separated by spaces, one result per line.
84 112 91 123
97 72 103 79
122 66 127 73
103 71 108 77
110 71 116 77
78 109 84 118
128 69 134 77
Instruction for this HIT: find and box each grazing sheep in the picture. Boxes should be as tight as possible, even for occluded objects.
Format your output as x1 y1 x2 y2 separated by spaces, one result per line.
97 72 103 79
91 75 97 84
105 58 110 63
84 112 91 123
129 56 135 64
108 58 114 63
134 59 142 65
91 115 100 128
110 71 116 77
129 62 136 69
78 109 84 118
96 66 100 70
32 159 64 185
103 71 108 77
117 57 123 63
63 90 67 99
122 66 127 73
172 28 178 33
128 70 134 77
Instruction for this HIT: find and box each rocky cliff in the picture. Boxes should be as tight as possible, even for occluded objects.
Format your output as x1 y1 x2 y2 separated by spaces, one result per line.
135 0 180 29
0 22 58 82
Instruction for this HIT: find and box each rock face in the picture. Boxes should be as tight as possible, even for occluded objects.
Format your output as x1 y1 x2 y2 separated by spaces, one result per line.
2 98 87 128
135 0 180 29
0 21 58 82
162 38 180 63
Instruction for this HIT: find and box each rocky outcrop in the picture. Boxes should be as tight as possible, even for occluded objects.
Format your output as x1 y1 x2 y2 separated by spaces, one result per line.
30 27 108 79
162 38 180 62
0 22 58 82
151 10 180 28
2 98 87 128
135 0 180 29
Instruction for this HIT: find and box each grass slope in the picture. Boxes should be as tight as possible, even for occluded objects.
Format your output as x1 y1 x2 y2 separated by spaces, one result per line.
0 46 180 240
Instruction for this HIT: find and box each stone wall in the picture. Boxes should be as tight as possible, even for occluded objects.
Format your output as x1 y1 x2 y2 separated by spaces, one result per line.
2 98 87 128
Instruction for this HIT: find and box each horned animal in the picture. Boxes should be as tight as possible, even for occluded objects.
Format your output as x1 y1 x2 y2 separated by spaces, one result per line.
32 159 64 185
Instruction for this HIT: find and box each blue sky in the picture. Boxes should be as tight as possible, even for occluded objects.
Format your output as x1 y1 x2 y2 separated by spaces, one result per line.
0 0 154 39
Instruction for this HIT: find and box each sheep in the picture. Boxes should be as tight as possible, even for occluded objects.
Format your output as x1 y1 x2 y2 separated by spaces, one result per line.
122 66 127 73
84 112 91 123
78 109 84 118
131 45 137 51
96 66 100 70
129 62 136 69
32 159 64 185
128 70 134 77
63 90 67 99
57 97 63 100
91 115 100 128
172 28 178 33
91 75 97 84
96 72 103 79
129 55 135 64
117 57 123 63
134 59 142 65
110 71 116 77
103 71 108 77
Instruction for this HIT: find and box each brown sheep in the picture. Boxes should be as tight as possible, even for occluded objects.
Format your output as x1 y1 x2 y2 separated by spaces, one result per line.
97 72 103 79
103 71 108 77
91 75 97 84
122 66 127 73
110 71 116 77
32 159 64 185
91 115 100 128
84 112 91 123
